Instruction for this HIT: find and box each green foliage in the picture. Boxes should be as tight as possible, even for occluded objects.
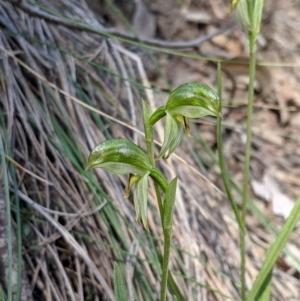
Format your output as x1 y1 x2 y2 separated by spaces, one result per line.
0 290 6 301
87 82 221 301
0 137 12 301
234 0 250 31
114 262 128 301
222 1 300 300
150 82 221 159
255 269 272 301
133 172 150 229
252 0 264 37
162 178 177 231
156 112 183 160
246 196 300 301
86 138 151 175
164 82 221 119
86 13 300 298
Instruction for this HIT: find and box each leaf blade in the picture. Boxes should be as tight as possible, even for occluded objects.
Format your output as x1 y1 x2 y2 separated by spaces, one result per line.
246 196 300 301
114 262 128 301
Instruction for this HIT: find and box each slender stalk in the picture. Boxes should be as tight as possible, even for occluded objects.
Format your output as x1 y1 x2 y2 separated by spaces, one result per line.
160 228 171 301
149 168 168 193
142 102 165 219
241 41 256 301
149 106 166 126
241 7 257 299
216 61 245 235
142 102 170 301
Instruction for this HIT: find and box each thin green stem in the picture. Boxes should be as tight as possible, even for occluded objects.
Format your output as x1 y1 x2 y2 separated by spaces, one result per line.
149 168 168 193
149 106 166 126
160 228 171 301
142 101 165 219
160 177 177 301
216 61 245 235
241 30 257 301
142 101 173 301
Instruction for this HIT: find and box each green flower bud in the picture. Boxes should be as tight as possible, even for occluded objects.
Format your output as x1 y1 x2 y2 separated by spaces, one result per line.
133 172 149 229
86 138 151 175
86 139 169 229
150 82 221 159
165 82 221 119
234 0 250 32
156 112 183 160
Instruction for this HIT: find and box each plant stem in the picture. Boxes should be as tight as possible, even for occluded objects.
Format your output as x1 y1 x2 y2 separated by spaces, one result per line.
149 168 168 193
142 102 165 218
241 26 257 301
143 102 173 301
149 106 166 126
160 228 171 301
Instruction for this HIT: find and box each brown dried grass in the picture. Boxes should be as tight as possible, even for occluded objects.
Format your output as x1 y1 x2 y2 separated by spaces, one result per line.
0 1 299 301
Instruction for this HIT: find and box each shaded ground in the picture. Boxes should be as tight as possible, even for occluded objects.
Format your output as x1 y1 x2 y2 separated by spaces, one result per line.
0 0 300 300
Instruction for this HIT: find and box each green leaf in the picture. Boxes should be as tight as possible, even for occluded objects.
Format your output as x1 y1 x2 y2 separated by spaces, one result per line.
86 139 151 175
142 100 152 136
156 113 183 160
142 100 155 163
163 177 178 231
0 289 6 301
253 0 264 37
170 106 219 119
133 172 150 229
113 262 128 301
234 0 250 31
246 196 300 301
256 268 272 301
166 83 221 118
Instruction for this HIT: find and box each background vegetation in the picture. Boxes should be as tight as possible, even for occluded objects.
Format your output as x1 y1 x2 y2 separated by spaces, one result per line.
0 0 300 300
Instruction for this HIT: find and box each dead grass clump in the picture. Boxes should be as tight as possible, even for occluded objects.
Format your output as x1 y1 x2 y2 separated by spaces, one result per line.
0 1 299 300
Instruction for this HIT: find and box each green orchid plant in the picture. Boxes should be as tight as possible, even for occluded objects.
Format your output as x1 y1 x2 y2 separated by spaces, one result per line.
149 83 221 159
86 82 221 301
86 138 167 229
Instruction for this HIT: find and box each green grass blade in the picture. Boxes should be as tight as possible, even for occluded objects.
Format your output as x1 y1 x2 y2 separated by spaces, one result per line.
167 271 186 301
9 162 22 301
255 268 272 301
114 262 128 301
0 289 6 301
196 134 300 272
246 196 300 301
0 137 12 301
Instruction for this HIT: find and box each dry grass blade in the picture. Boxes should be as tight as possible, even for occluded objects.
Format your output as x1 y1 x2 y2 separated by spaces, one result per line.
0 1 299 301
0 45 222 194
17 191 114 300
